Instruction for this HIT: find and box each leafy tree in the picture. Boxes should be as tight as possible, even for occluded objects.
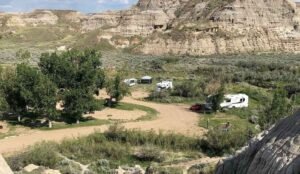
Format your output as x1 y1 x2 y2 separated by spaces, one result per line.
39 49 105 123
0 64 31 121
210 85 225 112
106 74 130 106
63 88 97 124
32 74 58 128
259 88 292 129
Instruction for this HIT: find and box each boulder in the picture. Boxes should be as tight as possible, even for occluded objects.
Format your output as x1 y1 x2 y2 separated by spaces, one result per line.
23 164 39 173
216 111 300 174
0 155 13 174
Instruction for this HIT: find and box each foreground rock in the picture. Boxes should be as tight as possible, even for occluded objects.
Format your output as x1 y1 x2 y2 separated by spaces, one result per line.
215 111 300 174
0 154 13 174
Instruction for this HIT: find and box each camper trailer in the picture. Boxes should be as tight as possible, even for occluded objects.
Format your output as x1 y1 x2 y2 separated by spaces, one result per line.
140 76 153 84
124 78 138 87
156 80 173 91
220 94 249 109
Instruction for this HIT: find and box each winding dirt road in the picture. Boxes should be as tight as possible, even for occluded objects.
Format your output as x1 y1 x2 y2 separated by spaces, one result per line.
0 91 205 154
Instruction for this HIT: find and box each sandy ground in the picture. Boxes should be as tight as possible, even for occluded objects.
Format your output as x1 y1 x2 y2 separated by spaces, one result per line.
0 90 206 154
85 109 146 121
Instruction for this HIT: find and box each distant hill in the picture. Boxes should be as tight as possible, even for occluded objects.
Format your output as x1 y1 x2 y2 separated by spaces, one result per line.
0 0 300 56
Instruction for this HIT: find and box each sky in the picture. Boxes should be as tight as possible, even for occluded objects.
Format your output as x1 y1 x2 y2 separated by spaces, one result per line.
0 0 299 13
0 0 138 13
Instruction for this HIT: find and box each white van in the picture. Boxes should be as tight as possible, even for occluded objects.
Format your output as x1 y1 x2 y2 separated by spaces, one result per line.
220 94 249 109
124 78 138 87
156 80 173 91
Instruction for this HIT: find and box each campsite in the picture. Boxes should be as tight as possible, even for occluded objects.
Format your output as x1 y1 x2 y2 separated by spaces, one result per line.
0 0 299 173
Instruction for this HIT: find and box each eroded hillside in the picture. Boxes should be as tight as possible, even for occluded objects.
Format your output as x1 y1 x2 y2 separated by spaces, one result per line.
0 0 300 56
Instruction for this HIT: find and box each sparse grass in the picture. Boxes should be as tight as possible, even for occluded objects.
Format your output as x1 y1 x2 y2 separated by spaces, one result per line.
113 102 159 121
199 113 256 132
39 119 111 131
6 126 205 172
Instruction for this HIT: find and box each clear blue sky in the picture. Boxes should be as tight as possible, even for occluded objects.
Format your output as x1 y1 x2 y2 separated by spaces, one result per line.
0 0 299 13
0 0 138 13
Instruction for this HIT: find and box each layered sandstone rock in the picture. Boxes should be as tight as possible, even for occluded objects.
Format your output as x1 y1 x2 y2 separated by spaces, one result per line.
1 0 300 56
0 155 13 174
215 111 300 174
6 10 59 27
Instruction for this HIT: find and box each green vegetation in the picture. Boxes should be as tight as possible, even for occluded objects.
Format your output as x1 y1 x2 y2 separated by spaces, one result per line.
113 102 158 121
105 74 130 107
0 49 109 128
259 88 295 129
6 125 204 173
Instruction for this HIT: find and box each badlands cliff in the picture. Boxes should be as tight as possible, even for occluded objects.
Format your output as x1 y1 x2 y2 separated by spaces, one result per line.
215 110 300 174
1 0 300 56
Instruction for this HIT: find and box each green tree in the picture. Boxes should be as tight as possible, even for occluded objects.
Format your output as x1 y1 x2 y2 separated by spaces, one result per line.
39 49 105 123
259 88 291 129
211 85 225 112
32 74 58 128
106 74 130 107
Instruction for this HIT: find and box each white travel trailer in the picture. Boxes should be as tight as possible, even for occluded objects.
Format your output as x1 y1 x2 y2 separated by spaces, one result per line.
156 80 173 91
220 94 249 109
124 78 138 87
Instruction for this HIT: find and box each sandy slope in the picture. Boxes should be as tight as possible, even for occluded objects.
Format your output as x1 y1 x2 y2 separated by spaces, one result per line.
0 91 205 154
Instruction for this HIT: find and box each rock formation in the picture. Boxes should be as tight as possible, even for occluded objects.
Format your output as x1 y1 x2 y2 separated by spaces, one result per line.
1 0 300 56
215 111 300 174
0 154 13 174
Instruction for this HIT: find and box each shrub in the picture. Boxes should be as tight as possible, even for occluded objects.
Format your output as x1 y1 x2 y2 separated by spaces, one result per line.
6 141 60 170
172 81 203 98
58 134 131 164
200 128 248 156
104 124 201 151
188 163 215 174
134 145 166 162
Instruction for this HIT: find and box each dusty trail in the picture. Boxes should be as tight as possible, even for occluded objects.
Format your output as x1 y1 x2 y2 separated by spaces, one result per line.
0 91 205 154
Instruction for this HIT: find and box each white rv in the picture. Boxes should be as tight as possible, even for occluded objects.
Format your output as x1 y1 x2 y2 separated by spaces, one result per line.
124 78 138 87
156 80 173 91
220 94 249 109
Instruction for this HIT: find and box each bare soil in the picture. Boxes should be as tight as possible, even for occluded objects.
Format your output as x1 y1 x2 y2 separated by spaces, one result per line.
86 109 146 121
0 90 206 154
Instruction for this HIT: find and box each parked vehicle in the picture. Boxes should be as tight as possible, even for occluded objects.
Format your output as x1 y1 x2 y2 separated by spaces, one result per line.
220 94 249 108
124 78 138 87
140 76 153 84
156 80 173 91
190 103 213 113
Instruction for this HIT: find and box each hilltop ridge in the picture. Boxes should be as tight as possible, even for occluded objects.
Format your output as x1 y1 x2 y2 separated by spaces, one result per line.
0 0 300 56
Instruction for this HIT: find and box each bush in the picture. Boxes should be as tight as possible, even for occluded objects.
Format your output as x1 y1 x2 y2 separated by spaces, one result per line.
104 124 201 152
134 145 166 162
200 129 248 156
58 134 131 164
172 81 203 98
6 141 60 170
188 163 215 174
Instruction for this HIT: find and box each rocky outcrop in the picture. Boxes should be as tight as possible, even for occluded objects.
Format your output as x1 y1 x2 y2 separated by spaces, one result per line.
0 154 13 174
1 0 300 56
215 111 300 174
5 10 59 27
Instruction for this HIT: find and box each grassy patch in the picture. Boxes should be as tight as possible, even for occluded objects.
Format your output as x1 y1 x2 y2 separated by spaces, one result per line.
113 102 158 121
39 119 111 131
199 113 256 132
6 126 204 172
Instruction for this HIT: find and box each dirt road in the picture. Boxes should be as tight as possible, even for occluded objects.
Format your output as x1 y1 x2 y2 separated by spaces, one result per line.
0 91 205 154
